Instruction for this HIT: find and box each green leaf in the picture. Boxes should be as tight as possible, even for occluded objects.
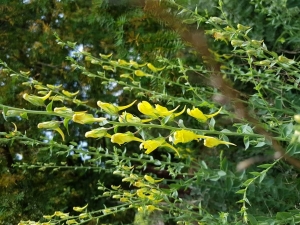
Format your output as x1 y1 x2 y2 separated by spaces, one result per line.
257 164 273 169
249 172 261 176
161 114 172 125
200 160 208 169
217 170 226 177
255 142 266 147
2 106 8 121
235 188 246 194
259 172 266 183
63 118 71 135
153 159 161 166
247 214 258 225
20 112 28 120
242 178 253 187
243 136 250 150
244 197 251 206
46 100 53 112
114 126 119 133
178 119 186 128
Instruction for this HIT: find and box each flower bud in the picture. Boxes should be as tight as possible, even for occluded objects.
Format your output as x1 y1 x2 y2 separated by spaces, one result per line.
54 107 74 117
85 128 111 138
37 121 60 129
72 112 106 124
23 91 52 106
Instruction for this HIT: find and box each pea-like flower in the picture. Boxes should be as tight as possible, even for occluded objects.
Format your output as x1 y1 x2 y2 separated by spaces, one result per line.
204 137 236 148
187 107 222 122
173 130 207 145
147 63 165 73
37 121 65 141
118 112 152 123
111 132 143 145
144 175 164 184
72 112 106 124
54 107 74 118
85 128 111 139
73 204 88 212
23 91 52 106
140 137 180 156
97 100 136 115
62 90 79 98
138 101 185 119
138 101 157 117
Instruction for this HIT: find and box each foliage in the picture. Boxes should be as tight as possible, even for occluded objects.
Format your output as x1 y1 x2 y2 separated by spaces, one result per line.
1 0 300 225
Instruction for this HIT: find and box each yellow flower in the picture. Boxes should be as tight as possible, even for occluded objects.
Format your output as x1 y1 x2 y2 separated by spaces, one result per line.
147 63 165 73
144 175 164 184
49 96 65 102
138 101 185 119
111 132 143 145
136 188 147 198
66 219 78 224
23 91 52 106
72 112 106 124
62 90 79 97
46 84 62 90
97 100 136 115
54 211 69 219
118 112 152 123
6 110 27 119
187 107 222 122
85 128 111 139
73 204 88 212
140 137 180 156
138 101 157 117
37 121 65 141
204 137 236 148
155 104 179 116
146 205 163 212
134 70 151 77
173 130 207 145
54 107 74 117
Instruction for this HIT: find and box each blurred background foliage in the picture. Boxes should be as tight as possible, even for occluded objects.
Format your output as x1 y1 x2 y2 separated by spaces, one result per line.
1 0 300 224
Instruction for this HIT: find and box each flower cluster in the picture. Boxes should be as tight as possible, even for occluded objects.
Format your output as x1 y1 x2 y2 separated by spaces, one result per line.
81 100 235 157
27 89 235 156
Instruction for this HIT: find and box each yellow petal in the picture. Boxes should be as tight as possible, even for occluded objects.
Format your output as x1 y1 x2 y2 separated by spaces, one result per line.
187 107 207 122
62 90 79 98
146 205 163 212
140 137 180 156
134 70 149 77
155 104 179 116
85 128 111 138
206 107 222 119
72 112 106 124
99 52 113 59
54 127 65 142
174 105 186 117
137 101 157 117
119 112 141 123
144 175 164 184
204 137 236 148
147 63 165 72
187 107 222 122
173 130 207 144
117 100 137 111
73 204 88 212
97 101 119 115
111 132 143 145
140 138 165 154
